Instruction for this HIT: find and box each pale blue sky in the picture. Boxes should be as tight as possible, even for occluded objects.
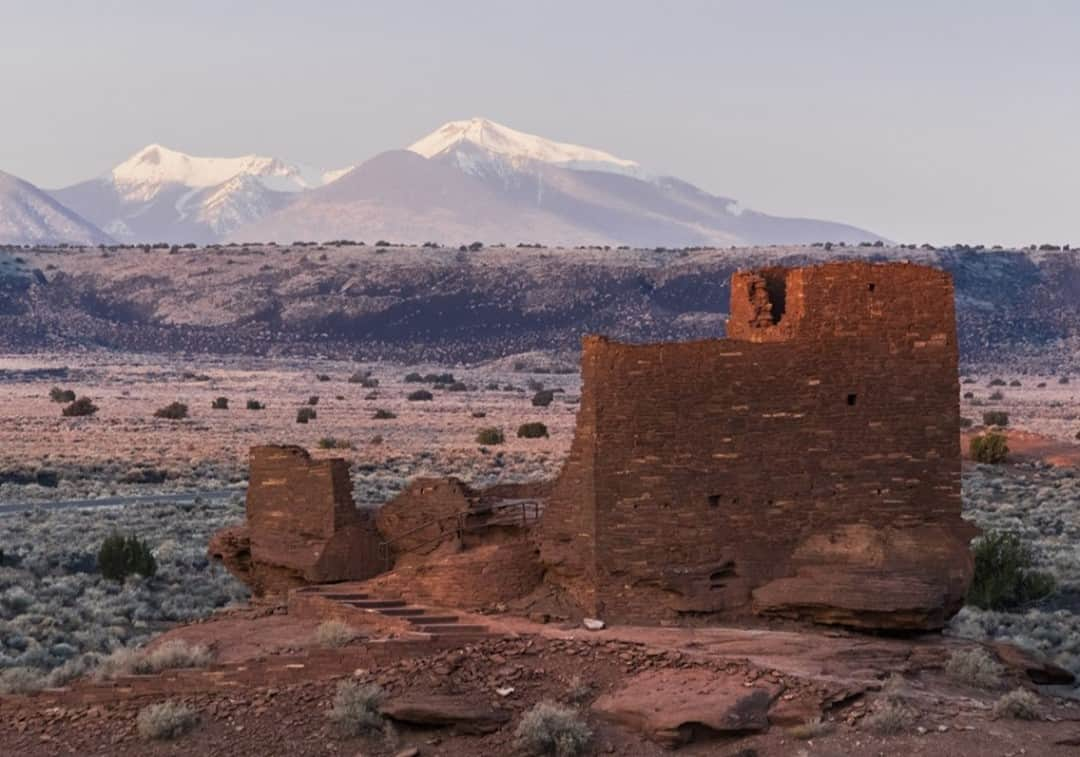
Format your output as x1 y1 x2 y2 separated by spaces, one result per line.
1 0 1077 245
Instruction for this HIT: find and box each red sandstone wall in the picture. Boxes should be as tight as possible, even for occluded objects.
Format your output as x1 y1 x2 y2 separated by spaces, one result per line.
546 262 969 624
375 478 474 558
245 445 383 585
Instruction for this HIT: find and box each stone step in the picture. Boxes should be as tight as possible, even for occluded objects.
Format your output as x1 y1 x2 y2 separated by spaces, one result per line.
404 615 458 625
416 624 487 634
378 607 431 617
319 593 370 601
341 599 407 609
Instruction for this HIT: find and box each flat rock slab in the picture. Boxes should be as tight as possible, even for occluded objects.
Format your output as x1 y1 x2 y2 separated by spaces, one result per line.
381 694 510 734
592 668 783 748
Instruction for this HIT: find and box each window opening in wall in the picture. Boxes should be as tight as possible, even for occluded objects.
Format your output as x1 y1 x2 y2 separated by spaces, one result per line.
707 495 721 508
762 272 787 324
847 393 858 406
868 282 876 292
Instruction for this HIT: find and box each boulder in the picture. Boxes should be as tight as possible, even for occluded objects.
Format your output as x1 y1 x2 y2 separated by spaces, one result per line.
592 669 782 747
380 694 510 734
990 642 1075 685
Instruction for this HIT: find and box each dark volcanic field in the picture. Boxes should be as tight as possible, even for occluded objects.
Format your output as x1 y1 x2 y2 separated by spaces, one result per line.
2 244 1079 366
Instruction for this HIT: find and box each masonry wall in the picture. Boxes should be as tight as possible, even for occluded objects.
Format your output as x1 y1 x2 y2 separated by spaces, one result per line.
543 262 970 625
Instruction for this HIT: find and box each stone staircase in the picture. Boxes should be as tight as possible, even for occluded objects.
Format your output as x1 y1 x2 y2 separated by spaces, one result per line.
298 586 494 641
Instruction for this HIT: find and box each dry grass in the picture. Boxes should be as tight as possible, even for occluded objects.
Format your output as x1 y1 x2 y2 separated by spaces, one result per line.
94 640 212 680
136 701 199 740
314 620 359 647
945 647 1004 690
863 699 918 735
993 688 1040 720
327 681 385 735
515 702 592 756
785 716 834 740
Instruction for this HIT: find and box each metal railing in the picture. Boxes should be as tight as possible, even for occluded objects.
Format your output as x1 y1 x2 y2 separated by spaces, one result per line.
377 498 543 569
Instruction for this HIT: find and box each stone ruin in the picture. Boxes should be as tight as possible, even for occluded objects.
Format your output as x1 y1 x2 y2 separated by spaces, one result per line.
211 260 977 631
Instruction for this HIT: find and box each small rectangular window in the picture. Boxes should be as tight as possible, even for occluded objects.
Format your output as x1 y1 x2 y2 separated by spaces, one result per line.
707 495 721 508
847 393 857 406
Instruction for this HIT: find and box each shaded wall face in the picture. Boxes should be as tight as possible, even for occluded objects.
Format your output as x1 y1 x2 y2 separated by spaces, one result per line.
583 263 962 622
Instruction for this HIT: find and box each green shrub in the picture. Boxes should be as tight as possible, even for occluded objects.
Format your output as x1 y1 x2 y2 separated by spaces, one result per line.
316 373 331 382
49 387 76 403
476 427 505 445
137 701 199 740
988 391 1004 401
246 399 264 410
210 396 228 410
988 378 1006 386
532 389 555 407
317 437 352 450
1009 379 1021 387
62 397 98 417
372 408 396 419
327 681 385 735
518 422 549 439
982 410 1009 426
448 381 468 391
970 432 1008 464
154 402 188 420
404 372 424 382
515 702 591 756
959 417 973 429
407 389 433 401
307 395 319 406
98 532 157 581
296 407 317 423
967 531 1055 610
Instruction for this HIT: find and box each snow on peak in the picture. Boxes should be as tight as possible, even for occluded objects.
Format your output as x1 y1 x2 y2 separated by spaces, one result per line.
408 117 643 177
109 144 342 202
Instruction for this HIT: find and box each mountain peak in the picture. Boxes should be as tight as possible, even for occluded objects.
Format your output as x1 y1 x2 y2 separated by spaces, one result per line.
407 117 643 176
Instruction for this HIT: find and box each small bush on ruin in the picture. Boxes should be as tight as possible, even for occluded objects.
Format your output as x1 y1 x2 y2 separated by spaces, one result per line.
154 402 188 420
315 620 358 647
992 688 1040 720
308 395 320 406
945 647 1004 689
327 681 385 735
211 396 228 409
62 397 98 417
532 389 555 407
515 702 592 756
476 427 505 445
970 432 1008 464
967 531 1055 610
372 408 396 419
296 407 317 423
982 410 1009 426
137 701 199 740
49 386 76 403
97 532 157 581
246 399 264 410
518 422 549 439
407 389 433 402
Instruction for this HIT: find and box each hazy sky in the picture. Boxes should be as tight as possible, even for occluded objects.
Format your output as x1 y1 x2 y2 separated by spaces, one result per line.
2 0 1078 245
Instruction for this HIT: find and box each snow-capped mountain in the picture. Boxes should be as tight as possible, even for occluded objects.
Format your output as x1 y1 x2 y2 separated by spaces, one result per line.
52 145 349 244
409 117 646 179
236 118 883 247
0 170 112 245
